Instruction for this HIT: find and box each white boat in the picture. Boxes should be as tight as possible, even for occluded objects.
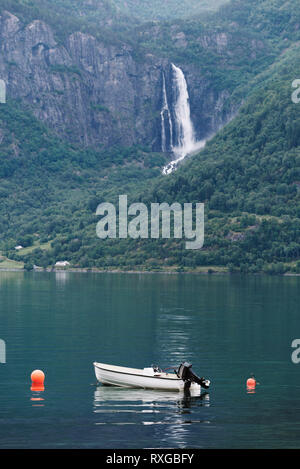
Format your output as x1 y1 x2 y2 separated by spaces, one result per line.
93 361 210 392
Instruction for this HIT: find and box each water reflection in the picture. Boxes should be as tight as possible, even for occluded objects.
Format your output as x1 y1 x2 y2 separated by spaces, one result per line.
93 386 211 447
30 391 45 406
94 387 209 420
55 271 69 284
246 386 256 394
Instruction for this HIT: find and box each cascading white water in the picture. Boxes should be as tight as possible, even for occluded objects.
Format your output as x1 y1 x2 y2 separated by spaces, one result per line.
160 72 173 152
171 63 195 157
162 63 206 175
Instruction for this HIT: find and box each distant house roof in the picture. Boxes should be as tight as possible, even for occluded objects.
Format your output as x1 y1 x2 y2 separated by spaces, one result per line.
55 261 70 267
15 245 23 250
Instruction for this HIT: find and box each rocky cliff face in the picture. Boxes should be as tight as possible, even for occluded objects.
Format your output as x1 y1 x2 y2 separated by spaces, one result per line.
0 10 236 151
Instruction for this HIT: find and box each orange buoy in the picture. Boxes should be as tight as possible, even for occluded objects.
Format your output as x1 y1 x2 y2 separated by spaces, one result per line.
246 377 256 388
30 369 45 392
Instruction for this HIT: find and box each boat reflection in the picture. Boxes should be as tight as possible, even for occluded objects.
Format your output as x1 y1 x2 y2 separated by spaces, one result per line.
93 385 210 414
93 386 211 447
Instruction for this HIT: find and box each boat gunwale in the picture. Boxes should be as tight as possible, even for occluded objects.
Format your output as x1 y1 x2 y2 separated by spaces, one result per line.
94 362 182 381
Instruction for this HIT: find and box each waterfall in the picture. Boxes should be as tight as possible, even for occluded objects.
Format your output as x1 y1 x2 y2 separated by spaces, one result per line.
171 63 195 156
160 72 173 152
162 64 206 175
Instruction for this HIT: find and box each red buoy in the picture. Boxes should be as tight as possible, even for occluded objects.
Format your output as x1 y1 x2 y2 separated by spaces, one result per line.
31 370 45 392
246 377 256 388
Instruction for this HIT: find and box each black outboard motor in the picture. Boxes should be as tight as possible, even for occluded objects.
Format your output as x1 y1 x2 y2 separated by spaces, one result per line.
177 362 210 391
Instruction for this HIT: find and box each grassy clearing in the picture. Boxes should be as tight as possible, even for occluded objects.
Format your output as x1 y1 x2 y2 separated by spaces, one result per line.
0 258 24 269
14 241 52 256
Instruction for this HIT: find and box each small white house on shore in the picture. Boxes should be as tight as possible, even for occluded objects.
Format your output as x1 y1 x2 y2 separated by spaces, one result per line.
15 245 24 251
55 261 70 268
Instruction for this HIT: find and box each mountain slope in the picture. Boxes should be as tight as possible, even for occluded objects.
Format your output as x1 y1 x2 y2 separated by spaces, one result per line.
0 0 136 41
0 0 300 274
1 0 299 151
134 45 300 273
9 44 300 274
154 45 300 216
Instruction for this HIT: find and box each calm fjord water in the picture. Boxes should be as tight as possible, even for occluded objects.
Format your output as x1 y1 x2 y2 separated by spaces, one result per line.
0 271 299 449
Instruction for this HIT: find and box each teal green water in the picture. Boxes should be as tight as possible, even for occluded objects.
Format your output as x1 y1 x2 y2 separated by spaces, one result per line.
0 271 299 448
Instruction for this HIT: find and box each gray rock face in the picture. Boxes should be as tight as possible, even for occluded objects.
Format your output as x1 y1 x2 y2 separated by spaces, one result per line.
0 10 235 150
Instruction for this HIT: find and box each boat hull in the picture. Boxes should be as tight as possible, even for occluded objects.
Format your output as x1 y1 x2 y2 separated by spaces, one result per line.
93 362 201 392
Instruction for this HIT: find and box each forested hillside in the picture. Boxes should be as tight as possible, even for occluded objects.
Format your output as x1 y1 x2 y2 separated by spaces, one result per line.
113 0 228 20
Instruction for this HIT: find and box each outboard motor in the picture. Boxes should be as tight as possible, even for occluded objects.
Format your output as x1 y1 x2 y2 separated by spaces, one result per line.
177 362 210 391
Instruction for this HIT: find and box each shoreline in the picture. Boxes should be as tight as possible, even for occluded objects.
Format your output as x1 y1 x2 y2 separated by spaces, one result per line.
0 267 299 277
